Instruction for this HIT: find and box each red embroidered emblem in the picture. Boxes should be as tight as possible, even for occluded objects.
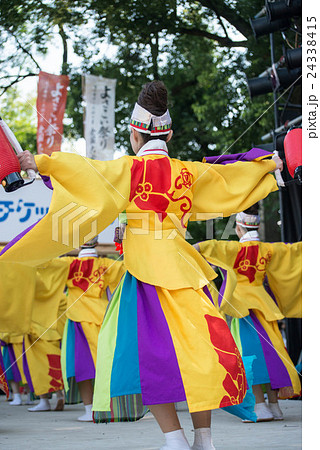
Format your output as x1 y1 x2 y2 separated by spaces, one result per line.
68 259 94 291
47 354 63 392
130 158 193 226
130 158 171 220
175 168 193 189
68 259 108 295
205 315 246 407
233 245 271 283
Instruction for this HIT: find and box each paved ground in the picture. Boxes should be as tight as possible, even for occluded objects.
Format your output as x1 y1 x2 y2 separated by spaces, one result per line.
0 395 302 449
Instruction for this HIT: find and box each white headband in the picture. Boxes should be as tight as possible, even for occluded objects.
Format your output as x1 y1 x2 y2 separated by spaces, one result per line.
236 212 260 229
130 103 172 136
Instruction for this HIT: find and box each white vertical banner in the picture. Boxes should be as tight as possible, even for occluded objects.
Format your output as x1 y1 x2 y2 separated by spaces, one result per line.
83 74 117 160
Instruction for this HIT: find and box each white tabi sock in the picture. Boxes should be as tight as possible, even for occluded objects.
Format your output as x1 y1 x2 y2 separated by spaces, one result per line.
9 393 22 406
160 428 191 450
268 402 284 420
77 403 93 422
191 428 216 450
28 397 51 412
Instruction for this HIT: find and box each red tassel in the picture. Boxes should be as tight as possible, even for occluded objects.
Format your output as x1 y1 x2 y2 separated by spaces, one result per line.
114 242 123 255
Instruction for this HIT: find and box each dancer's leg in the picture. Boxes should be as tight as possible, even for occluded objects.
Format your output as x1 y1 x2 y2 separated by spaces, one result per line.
266 384 283 420
148 403 181 432
77 379 93 421
148 403 190 449
250 384 273 422
252 384 265 403
190 410 211 429
78 379 93 405
9 381 22 405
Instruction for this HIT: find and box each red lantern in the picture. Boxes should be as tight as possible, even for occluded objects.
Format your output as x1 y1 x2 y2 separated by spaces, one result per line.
0 124 24 192
0 117 35 192
284 127 302 179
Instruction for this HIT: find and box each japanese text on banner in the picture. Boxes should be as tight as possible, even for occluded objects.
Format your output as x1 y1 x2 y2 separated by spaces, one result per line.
36 71 69 155
83 75 116 161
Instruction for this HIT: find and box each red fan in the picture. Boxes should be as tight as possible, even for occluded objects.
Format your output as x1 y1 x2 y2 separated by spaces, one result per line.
0 116 35 192
284 128 302 180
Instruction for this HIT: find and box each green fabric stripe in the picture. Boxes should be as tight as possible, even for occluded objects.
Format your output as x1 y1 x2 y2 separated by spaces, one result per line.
231 317 243 356
60 319 69 393
93 394 148 423
92 276 125 411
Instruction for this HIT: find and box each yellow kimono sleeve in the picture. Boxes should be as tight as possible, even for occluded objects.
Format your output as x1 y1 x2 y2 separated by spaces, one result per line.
0 153 132 267
56 292 68 338
190 157 277 220
0 261 36 335
265 242 302 318
101 258 126 294
29 258 69 340
198 239 240 316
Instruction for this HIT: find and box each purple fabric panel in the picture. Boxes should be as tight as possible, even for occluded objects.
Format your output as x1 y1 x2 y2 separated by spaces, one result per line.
73 322 96 382
40 174 53 190
203 285 213 304
0 218 41 256
203 148 272 165
263 275 279 307
7 344 22 383
106 286 112 301
137 281 186 405
22 340 34 392
250 311 291 389
0 350 5 372
218 268 227 308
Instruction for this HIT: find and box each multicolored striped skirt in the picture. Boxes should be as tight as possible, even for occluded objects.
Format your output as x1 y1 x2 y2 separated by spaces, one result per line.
1 338 63 397
92 272 247 421
231 309 301 398
0 348 9 397
61 319 99 403
1 342 26 385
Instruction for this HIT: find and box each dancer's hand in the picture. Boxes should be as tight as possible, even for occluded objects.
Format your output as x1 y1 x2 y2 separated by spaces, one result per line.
272 154 283 172
17 150 38 173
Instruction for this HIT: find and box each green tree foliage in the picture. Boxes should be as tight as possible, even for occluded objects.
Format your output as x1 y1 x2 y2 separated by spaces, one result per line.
0 88 37 154
0 0 288 240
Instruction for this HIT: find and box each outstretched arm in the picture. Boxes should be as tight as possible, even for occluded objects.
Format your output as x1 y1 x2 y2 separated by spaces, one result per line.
0 152 132 266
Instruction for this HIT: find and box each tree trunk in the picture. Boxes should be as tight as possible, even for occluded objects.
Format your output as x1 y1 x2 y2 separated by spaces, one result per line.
59 24 68 75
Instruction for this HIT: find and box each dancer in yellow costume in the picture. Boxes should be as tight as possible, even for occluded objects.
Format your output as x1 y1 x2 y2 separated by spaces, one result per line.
2 81 282 450
0 258 67 408
0 334 28 405
25 259 68 412
0 258 36 405
59 237 125 421
195 204 301 424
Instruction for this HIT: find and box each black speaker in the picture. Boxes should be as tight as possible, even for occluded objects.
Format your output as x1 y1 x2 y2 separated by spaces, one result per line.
265 0 302 22
250 16 290 39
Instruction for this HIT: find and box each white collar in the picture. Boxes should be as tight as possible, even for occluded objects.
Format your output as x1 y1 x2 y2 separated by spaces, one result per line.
78 248 98 258
239 230 260 243
136 139 169 157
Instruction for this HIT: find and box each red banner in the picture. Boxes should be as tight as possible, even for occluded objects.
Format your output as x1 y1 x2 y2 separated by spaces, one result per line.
36 71 69 155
